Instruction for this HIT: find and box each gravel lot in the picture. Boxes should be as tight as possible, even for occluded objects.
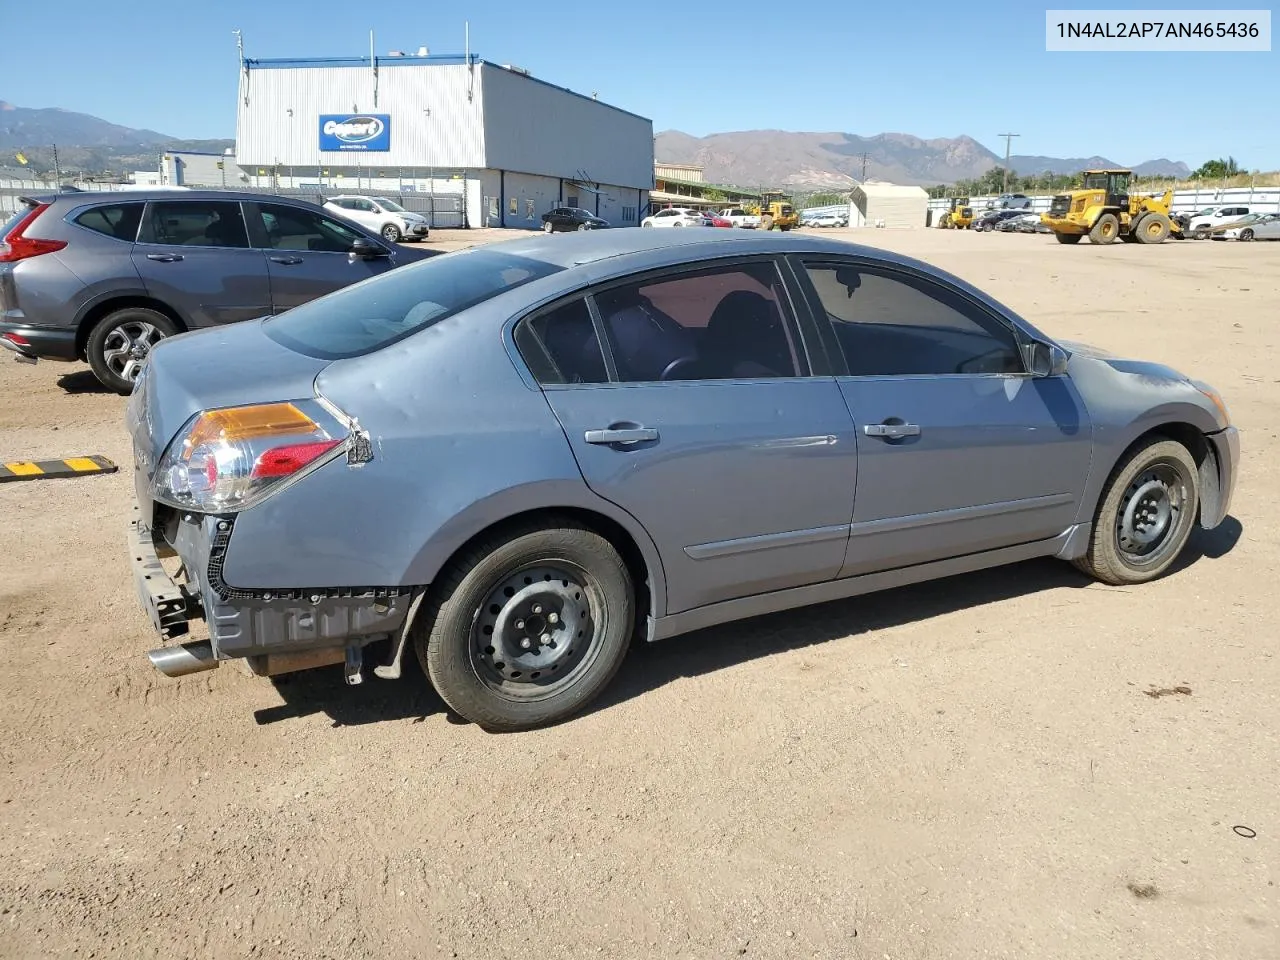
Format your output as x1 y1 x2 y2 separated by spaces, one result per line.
1 227 1276 960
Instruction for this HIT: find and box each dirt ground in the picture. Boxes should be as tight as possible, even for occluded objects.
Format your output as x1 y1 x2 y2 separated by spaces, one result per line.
1 227 1276 960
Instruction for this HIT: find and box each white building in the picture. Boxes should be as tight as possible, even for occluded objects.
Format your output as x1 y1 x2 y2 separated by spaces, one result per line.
235 54 653 229
850 182 930 228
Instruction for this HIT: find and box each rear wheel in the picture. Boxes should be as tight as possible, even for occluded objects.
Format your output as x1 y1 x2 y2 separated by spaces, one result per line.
1072 439 1200 585
416 520 634 731
1136 212 1171 244
1054 232 1083 244
1088 213 1120 244
543 221 554 233
87 307 178 394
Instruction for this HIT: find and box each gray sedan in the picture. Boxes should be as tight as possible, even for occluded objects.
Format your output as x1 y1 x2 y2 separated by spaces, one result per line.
128 230 1239 731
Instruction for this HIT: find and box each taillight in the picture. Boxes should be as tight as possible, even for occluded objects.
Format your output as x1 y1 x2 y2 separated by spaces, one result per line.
0 204 67 263
152 401 349 513
0 332 30 348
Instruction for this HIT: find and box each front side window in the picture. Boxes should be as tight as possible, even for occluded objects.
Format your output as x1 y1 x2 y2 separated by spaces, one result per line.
252 202 360 253
803 262 1023 377
140 201 248 248
74 203 144 242
594 261 804 383
514 297 608 385
264 247 564 360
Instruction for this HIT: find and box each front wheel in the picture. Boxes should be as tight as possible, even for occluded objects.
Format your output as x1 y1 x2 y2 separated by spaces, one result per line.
542 221 554 233
577 223 589 232
87 307 178 394
1240 228 1255 241
1088 213 1120 244
381 223 403 243
416 520 635 731
1072 439 1200 585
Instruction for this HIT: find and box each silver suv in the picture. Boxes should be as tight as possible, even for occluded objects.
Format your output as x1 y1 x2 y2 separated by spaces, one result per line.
0 190 427 393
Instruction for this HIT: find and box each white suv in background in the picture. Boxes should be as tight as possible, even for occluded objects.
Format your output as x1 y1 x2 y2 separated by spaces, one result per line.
1186 204 1252 239
323 195 430 243
640 207 707 228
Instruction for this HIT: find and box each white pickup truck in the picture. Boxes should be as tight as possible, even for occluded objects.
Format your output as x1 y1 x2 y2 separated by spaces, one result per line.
719 207 761 229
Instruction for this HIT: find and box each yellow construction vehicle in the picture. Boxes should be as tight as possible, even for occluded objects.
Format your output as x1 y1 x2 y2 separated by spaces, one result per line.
939 197 974 229
752 192 799 231
1040 169 1182 245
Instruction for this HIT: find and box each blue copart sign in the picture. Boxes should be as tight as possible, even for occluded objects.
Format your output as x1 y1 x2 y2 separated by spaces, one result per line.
319 114 391 152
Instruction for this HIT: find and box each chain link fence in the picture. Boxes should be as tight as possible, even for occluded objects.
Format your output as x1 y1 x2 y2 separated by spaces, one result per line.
1 181 466 227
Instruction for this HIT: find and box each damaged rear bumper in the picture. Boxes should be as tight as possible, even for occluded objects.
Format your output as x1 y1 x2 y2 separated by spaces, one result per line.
130 505 415 677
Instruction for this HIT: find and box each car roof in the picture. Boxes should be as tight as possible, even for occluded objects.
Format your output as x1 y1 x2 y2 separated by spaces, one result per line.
27 189 325 206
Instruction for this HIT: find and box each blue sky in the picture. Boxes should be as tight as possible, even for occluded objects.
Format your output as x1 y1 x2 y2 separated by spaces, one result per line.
3 0 1276 166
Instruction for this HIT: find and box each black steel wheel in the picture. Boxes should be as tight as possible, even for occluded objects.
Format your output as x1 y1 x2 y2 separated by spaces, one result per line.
416 519 634 731
1073 439 1200 585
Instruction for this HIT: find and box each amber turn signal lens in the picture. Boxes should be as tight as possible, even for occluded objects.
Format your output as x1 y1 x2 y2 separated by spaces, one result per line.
183 403 318 454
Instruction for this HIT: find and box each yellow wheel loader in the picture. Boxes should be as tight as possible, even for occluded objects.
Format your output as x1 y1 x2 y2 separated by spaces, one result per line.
753 192 799 231
1041 169 1183 245
940 197 974 229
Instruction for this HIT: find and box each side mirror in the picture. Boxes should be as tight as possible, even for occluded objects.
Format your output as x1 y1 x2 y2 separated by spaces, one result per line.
350 237 389 260
1026 341 1069 378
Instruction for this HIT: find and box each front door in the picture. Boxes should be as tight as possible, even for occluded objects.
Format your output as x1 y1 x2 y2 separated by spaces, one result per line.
795 259 1094 577
525 259 859 614
131 199 271 328
245 201 394 313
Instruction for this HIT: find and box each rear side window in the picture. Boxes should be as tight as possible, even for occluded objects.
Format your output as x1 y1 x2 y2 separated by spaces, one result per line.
515 298 608 385
73 204 144 242
264 246 565 360
140 201 249 248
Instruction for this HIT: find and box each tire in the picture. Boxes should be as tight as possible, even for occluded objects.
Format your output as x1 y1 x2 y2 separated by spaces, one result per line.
542 221 554 233
642 222 652 228
1240 228 1255 242
86 307 178 394
673 221 684 227
416 519 635 731
1194 225 1210 240
1054 232 1082 244
1135 212 1171 244
1088 213 1120 244
381 223 402 243
1072 439 1200 585
577 223 589 232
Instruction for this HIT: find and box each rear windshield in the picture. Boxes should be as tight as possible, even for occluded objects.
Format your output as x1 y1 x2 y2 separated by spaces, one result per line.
263 247 564 360
0 203 36 239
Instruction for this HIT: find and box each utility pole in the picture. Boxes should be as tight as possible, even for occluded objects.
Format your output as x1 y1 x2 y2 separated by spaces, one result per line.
859 152 869 181
997 133 1019 193
52 144 62 187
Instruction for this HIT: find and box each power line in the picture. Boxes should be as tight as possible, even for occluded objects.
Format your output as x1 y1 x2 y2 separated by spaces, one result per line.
997 133 1020 193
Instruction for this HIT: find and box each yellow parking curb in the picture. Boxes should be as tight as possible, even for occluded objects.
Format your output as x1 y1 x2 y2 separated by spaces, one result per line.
0 455 118 483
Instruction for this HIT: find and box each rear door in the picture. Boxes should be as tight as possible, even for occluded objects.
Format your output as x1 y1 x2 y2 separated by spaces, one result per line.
523 257 859 614
131 199 271 328
794 257 1093 576
245 201 394 312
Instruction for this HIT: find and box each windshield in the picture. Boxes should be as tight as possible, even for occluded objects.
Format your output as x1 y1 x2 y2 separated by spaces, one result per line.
264 248 564 360
374 198 406 212
1082 173 1109 189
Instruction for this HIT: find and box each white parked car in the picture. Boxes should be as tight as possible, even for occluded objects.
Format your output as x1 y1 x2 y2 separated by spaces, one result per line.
640 207 707 228
323 195 430 243
718 207 761 228
1185 204 1253 239
806 212 845 228
1213 213 1280 241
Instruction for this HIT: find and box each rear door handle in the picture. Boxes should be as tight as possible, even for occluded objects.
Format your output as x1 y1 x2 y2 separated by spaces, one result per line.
864 422 920 439
145 253 184 263
269 256 304 265
584 426 659 445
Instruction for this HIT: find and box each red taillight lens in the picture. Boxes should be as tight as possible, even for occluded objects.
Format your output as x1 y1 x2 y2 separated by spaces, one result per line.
251 439 341 479
0 204 66 263
0 332 30 347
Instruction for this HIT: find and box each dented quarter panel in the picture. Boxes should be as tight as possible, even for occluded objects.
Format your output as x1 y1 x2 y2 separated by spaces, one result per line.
214 294 670 613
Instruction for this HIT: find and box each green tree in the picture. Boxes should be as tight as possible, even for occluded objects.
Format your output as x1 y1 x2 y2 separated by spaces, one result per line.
1191 156 1241 179
701 188 726 202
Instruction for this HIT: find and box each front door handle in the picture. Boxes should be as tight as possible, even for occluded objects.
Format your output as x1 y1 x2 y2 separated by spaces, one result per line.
145 253 184 263
269 256 304 265
584 426 659 445
864 422 921 439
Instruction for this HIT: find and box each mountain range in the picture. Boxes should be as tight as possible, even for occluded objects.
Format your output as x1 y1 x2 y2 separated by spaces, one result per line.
654 130 1191 189
0 101 232 177
1 99 1192 187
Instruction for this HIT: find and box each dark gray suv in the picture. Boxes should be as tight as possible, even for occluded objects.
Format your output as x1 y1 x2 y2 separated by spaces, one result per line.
0 190 428 393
